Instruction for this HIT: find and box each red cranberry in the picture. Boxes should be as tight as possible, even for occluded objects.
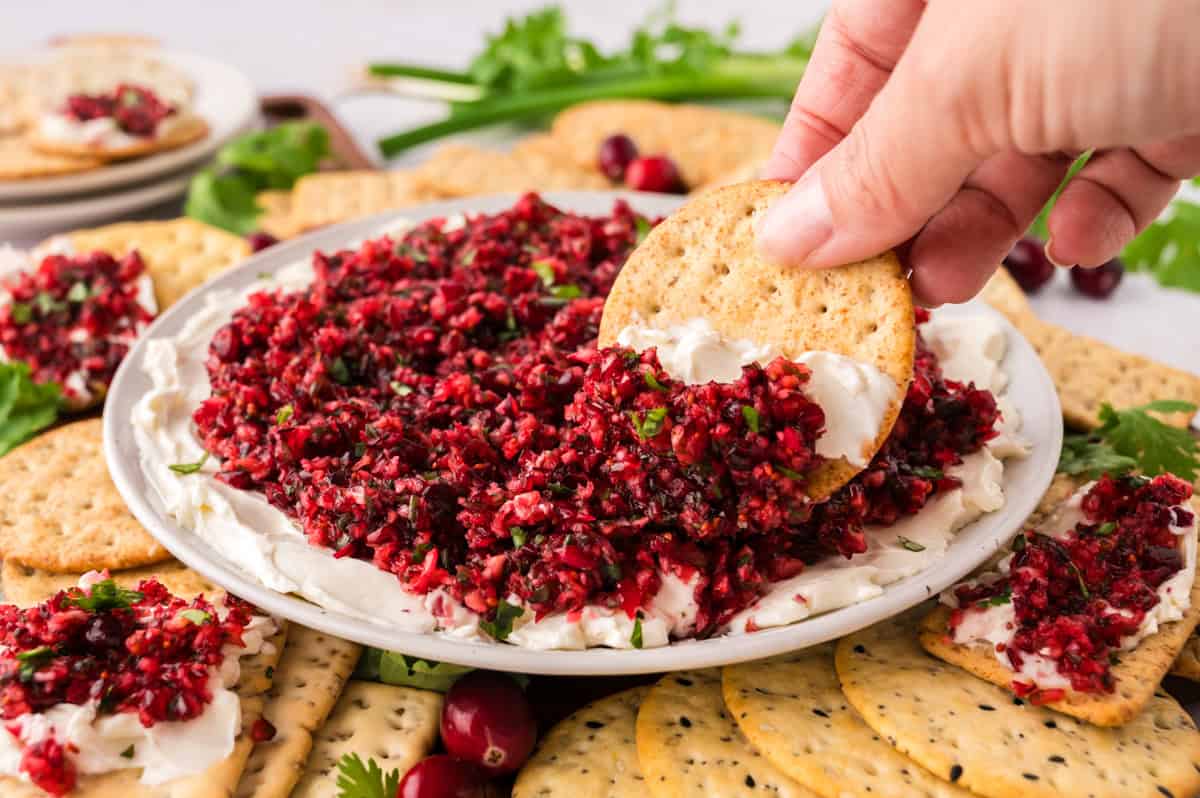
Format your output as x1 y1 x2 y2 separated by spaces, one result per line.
596 134 638 181
247 232 279 253
1002 238 1055 293
398 755 488 798
1070 258 1123 299
441 671 536 775
250 718 276 742
625 155 684 194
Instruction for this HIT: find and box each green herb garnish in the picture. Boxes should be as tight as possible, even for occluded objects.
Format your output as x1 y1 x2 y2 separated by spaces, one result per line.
1058 401 1199 481
9 303 31 324
67 282 91 302
329 357 352 385
390 381 413 396
16 647 54 682
120 744 135 759
910 466 944 480
0 362 61 457
776 465 804 480
549 283 582 300
275 404 294 425
741 405 760 434
531 260 556 286
511 526 527 548
980 588 1012 608
1095 521 1117 536
897 536 926 553
34 292 66 315
64 579 143 612
479 600 525 642
635 216 653 243
643 371 669 392
334 753 400 798
169 452 209 475
179 609 211 625
630 616 644 649
630 407 668 440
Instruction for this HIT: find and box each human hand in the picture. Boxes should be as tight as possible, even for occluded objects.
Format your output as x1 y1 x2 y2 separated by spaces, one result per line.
756 0 1200 305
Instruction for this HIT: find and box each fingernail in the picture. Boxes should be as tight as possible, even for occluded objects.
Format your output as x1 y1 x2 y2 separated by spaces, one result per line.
755 173 833 266
1044 237 1074 268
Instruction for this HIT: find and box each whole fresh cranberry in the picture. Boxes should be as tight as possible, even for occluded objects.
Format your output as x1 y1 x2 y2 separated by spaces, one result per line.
441 671 536 775
625 155 684 194
1002 237 1055 293
247 232 279 253
250 718 276 742
398 755 488 798
1070 258 1124 299
597 134 639 181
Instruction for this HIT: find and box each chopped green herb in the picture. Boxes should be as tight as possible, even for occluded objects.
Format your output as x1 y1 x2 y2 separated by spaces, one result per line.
16 646 53 682
275 404 294 424
630 617 644 649
1058 401 1199 481
479 600 524 642
510 526 527 547
776 465 804 480
630 407 668 440
329 357 352 385
980 588 1012 608
120 744 135 759
643 371 669 392
179 609 211 625
603 562 622 581
66 282 91 302
531 260 556 286
549 283 582 300
0 362 62 457
897 536 925 552
1095 521 1117 536
1012 533 1027 552
169 452 209 475
34 292 66 315
635 217 653 243
390 381 413 396
64 579 142 612
9 303 31 324
741 405 760 434
910 466 944 480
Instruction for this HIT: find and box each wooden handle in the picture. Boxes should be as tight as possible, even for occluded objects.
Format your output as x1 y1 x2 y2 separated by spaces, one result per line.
260 94 375 170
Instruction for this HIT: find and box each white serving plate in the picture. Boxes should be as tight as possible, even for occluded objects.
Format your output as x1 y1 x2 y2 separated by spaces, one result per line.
0 171 192 238
104 190 1063 675
0 50 257 203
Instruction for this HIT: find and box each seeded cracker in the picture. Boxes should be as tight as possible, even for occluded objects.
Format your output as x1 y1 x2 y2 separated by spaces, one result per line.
1 558 218 607
234 626 362 798
290 681 442 798
550 100 781 190
255 189 299 240
0 418 170 572
722 645 971 798
599 179 915 499
835 607 1200 798
512 686 649 798
412 141 609 198
290 170 443 234
635 669 816 798
53 218 250 310
919 541 1200 727
0 133 103 179
0 623 287 798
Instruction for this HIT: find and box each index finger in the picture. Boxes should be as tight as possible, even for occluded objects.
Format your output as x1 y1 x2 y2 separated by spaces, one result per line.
763 0 926 181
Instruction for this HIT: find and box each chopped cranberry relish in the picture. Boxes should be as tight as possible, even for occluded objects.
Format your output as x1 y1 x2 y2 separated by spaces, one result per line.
194 195 1001 637
0 578 255 795
60 84 175 137
950 474 1195 696
0 250 154 405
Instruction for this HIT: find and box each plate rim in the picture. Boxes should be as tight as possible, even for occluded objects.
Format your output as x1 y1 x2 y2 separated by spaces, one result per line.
104 189 1063 675
0 49 258 203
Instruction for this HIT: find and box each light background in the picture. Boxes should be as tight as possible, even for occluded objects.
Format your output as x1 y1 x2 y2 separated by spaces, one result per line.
3 0 1198 375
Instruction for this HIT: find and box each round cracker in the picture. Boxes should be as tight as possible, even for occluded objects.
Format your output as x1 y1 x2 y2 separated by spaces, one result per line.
513 686 648 798
722 644 971 798
635 669 816 798
834 607 1200 798
0 418 170 572
30 113 209 161
0 133 102 179
599 179 915 499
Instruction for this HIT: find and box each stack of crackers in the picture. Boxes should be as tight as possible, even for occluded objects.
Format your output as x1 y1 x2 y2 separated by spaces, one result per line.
254 99 779 240
0 38 206 180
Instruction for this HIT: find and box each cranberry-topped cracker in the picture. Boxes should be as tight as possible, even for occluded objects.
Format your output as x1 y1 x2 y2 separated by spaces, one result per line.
0 248 156 410
0 574 283 797
31 84 207 162
921 474 1200 725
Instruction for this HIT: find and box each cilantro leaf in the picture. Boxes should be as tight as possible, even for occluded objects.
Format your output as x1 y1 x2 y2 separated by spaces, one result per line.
275 404 294 425
979 588 1012 608
390 381 413 396
1095 401 1199 481
335 753 400 798
120 744 135 759
897 536 926 552
64 579 143 612
531 260 556 286
179 609 211 625
15 646 54 682
549 283 582 300
510 526 527 548
1123 198 1200 293
0 362 61 457
169 452 210 475
66 282 91 302
479 600 525 642
1057 434 1138 479
630 616 644 649
635 216 653 243
741 405 761 434
643 371 669 392
909 466 945 480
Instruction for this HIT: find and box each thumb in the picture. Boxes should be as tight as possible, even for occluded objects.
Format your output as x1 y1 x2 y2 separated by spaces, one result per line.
757 19 993 268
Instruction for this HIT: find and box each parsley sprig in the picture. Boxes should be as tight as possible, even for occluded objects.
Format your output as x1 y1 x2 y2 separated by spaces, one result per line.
64 579 143 612
0 362 61 457
1057 401 1199 482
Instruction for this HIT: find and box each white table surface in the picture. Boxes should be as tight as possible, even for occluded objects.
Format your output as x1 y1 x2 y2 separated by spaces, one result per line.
3 0 1198 376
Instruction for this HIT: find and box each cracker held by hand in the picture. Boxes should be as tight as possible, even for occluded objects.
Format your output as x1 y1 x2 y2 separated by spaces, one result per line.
290 681 442 798
513 686 648 798
54 218 250 310
234 626 361 798
599 179 915 499
722 644 971 798
636 669 816 798
836 608 1200 798
0 418 170 572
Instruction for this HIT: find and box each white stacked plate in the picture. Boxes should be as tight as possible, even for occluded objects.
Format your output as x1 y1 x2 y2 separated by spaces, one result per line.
0 51 258 239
